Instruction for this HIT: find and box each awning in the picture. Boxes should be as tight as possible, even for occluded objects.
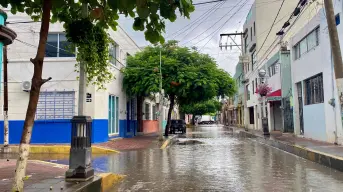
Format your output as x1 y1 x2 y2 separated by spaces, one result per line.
267 89 281 97
266 89 282 102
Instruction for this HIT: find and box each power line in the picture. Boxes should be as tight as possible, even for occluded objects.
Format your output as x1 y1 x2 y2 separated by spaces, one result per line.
180 0 245 46
196 0 250 50
193 0 227 6
255 0 285 56
178 1 226 41
167 1 224 39
246 1 310 80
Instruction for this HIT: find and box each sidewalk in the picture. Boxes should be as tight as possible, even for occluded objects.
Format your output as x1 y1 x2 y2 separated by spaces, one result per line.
0 159 68 192
98 133 161 151
230 126 343 172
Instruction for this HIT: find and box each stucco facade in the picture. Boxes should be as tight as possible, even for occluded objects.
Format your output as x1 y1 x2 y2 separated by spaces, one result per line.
242 0 322 133
0 11 169 144
291 6 343 144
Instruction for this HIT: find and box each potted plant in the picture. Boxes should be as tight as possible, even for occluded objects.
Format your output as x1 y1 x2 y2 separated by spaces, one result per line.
256 83 272 97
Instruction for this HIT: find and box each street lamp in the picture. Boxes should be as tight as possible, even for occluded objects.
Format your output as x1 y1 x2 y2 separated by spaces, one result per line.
258 69 270 136
65 116 94 181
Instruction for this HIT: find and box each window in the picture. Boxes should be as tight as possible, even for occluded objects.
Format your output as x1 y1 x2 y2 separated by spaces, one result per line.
109 42 118 65
293 27 320 60
252 80 255 94
269 62 279 77
250 27 252 41
36 91 75 120
244 35 248 54
152 105 157 120
253 22 256 36
45 33 75 57
251 51 256 70
145 103 151 120
304 73 324 105
255 78 258 92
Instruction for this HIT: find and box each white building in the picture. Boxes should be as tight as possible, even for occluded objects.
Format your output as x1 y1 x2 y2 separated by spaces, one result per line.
242 0 321 132
290 4 343 144
0 10 168 144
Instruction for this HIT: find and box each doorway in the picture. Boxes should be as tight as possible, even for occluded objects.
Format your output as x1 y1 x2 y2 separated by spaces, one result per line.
272 101 282 131
108 95 119 135
296 82 304 134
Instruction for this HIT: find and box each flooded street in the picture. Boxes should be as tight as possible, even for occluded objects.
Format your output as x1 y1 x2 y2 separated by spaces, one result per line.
16 125 343 191
103 125 343 191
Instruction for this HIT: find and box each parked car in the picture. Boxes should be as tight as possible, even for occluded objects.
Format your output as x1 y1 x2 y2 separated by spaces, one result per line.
169 119 186 134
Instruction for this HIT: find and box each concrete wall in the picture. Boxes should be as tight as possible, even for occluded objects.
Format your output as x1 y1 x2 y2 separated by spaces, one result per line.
290 8 343 143
0 11 145 143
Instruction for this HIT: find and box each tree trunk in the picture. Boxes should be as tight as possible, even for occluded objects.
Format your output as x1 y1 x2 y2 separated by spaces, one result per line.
12 1 52 191
191 115 196 125
137 96 143 133
164 94 175 136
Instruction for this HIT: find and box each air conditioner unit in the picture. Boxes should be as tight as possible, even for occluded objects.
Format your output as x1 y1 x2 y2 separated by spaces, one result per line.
22 81 31 92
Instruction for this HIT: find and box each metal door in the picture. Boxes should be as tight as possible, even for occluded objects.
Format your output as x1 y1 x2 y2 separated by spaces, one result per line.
296 83 304 134
282 97 294 133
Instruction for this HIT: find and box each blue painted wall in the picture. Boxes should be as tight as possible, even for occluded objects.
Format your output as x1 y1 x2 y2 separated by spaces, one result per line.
0 119 112 144
92 119 109 143
118 120 137 138
303 103 327 141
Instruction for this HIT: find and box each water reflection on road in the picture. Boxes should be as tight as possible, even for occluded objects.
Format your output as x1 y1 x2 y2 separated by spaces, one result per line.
105 125 343 191
10 125 343 191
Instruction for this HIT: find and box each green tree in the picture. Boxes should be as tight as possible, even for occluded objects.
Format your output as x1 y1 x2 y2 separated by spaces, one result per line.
180 99 222 124
2 1 194 191
122 41 235 136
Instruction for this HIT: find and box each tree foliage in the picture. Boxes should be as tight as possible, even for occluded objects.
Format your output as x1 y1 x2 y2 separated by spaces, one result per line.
180 99 222 116
123 40 236 102
2 1 195 191
2 0 195 87
122 41 236 135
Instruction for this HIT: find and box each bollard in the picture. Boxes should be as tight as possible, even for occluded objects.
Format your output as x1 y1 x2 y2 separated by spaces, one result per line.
65 116 94 181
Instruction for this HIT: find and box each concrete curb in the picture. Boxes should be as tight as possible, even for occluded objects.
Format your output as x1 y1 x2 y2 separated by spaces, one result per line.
235 129 343 172
160 135 178 149
99 173 125 192
2 145 119 154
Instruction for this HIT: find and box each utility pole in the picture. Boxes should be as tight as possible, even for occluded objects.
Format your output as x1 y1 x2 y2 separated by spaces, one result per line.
78 3 88 115
219 32 247 128
324 0 343 144
3 45 9 152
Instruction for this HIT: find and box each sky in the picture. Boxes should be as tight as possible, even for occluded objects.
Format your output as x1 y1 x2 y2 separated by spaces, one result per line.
117 0 255 76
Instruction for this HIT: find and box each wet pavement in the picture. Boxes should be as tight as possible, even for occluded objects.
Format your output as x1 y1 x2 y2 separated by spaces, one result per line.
5 125 343 191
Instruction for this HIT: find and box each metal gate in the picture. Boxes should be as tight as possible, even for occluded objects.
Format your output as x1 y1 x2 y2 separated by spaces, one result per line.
282 97 294 133
296 82 304 134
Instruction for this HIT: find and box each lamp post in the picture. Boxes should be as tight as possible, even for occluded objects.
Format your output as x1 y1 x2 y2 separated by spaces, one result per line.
0 10 17 152
65 3 94 181
258 69 270 136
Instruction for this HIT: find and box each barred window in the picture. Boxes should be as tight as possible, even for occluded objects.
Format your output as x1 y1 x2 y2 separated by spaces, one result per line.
145 103 150 120
304 73 324 105
36 91 75 120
